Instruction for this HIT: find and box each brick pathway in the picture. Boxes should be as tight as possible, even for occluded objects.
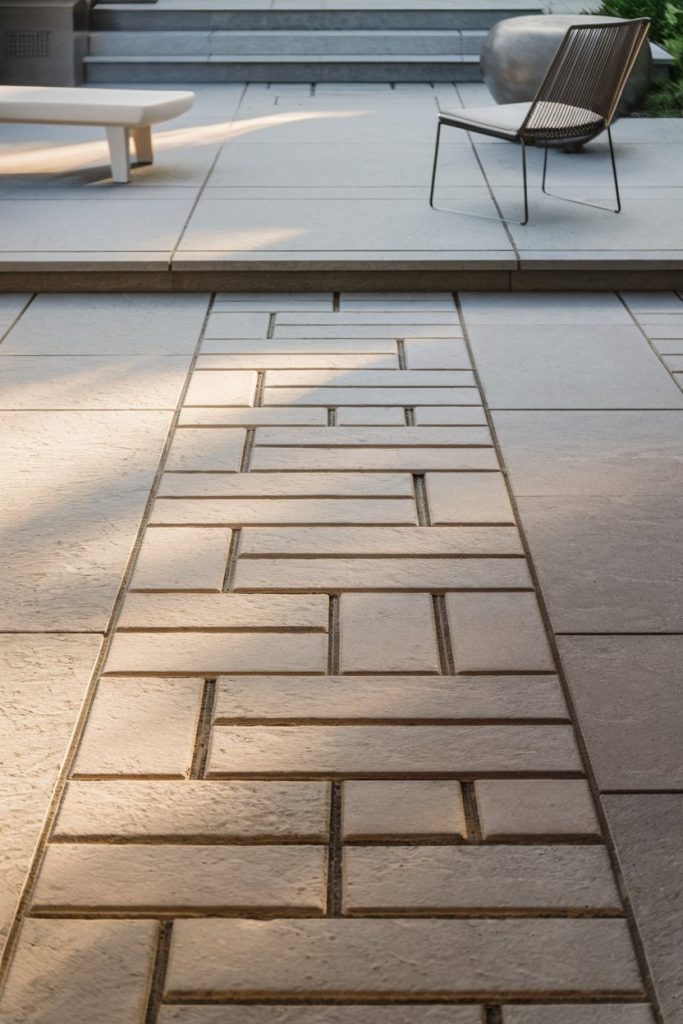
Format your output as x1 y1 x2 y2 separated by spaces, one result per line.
0 293 657 1023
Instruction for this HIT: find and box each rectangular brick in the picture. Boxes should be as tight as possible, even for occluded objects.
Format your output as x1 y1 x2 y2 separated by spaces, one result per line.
201 339 398 354
213 675 568 722
184 370 257 407
213 294 331 312
54 780 330 840
264 370 475 388
263 388 480 406
344 845 619 913
446 592 555 673
165 918 642 996
341 294 455 311
130 527 231 592
159 1008 481 1024
232 557 531 592
157 472 414 498
475 779 601 839
118 593 328 630
196 353 398 370
253 427 492 447
33 845 326 912
336 407 406 424
276 312 459 326
239 526 523 557
179 407 328 426
104 632 327 675
343 780 466 839
414 407 488 425
272 325 462 339
207 725 583 776
204 312 270 337
340 592 438 673
150 498 417 526
426 472 515 523
505 1006 655 1024
250 449 499 472
165 427 245 472
73 678 202 778
405 339 471 369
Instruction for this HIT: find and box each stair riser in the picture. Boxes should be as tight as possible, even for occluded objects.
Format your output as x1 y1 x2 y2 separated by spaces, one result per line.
84 59 484 83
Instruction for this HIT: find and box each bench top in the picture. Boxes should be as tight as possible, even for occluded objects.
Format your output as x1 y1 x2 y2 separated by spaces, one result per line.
0 87 195 127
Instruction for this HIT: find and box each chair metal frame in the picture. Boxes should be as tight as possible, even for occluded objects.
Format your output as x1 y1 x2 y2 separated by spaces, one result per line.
429 17 650 225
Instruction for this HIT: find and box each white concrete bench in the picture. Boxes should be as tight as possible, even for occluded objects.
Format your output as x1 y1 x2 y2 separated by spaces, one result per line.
0 86 195 183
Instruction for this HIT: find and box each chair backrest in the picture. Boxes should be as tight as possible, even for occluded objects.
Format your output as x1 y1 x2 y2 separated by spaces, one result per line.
520 18 650 139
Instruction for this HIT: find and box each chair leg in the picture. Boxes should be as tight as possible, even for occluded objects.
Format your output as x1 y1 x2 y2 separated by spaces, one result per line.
105 126 131 183
607 126 622 213
520 138 529 226
540 127 622 214
131 126 154 166
429 121 443 210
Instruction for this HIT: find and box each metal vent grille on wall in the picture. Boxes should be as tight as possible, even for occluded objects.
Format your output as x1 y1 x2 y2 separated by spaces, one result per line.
4 31 50 59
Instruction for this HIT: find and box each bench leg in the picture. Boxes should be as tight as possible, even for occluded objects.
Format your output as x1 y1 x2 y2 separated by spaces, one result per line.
131 126 154 166
105 126 131 183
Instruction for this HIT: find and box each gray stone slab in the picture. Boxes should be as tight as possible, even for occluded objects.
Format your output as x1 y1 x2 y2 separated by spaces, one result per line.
460 291 631 324
558 636 683 791
0 294 29 339
602 794 683 1024
467 325 683 409
516 495 683 633
492 411 683 496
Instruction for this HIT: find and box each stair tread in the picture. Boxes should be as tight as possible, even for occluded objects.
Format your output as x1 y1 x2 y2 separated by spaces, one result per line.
85 52 480 61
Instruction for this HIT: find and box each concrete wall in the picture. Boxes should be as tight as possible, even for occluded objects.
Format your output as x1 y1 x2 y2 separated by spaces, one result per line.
0 0 90 86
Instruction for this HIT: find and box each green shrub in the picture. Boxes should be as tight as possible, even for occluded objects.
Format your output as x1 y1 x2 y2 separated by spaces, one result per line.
590 0 671 41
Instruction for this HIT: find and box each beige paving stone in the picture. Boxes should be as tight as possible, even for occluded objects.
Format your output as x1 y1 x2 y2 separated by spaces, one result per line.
336 407 406 424
73 678 203 778
343 781 466 839
240 526 523 557
343 846 620 912
129 527 231 592
104 632 327 675
165 427 245 472
233 557 531 592
118 593 328 631
426 472 515 524
214 675 568 722
159 1008 481 1024
151 498 417 526
263 387 480 406
254 426 491 447
341 295 455 311
340 592 439 673
204 312 271 337
196 353 398 370
54 780 330 840
504 1007 655 1024
446 592 555 673
184 370 257 407
32 845 327 912
404 339 471 369
207 725 583 776
272 325 462 339
165 918 642 997
213 294 332 312
179 407 328 426
475 780 601 839
157 472 413 498
264 370 474 388
251 448 499 472
0 918 157 1024
276 312 459 326
201 339 398 355
414 406 488 425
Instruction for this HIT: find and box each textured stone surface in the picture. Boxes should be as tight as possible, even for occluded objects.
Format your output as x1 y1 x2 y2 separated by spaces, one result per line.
130 527 231 591
159 1008 481 1024
505 1008 655 1024
165 427 245 472
340 593 439 673
157 472 413 498
425 471 514 524
254 426 490 447
476 779 601 839
118 593 328 630
184 370 257 407
251 446 498 472
446 592 554 672
343 781 466 839
240 525 523 557
151 497 417 526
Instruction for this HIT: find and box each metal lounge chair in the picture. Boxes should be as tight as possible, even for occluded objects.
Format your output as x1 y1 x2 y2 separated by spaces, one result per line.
429 18 651 224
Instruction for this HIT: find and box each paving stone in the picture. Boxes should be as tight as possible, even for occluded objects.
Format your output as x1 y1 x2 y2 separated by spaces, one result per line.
505 1006 655 1024
204 312 271 338
343 781 466 839
475 780 601 839
341 294 455 311
263 388 481 406
118 593 328 631
446 592 555 673
336 407 406 424
208 725 582 776
104 631 327 676
516 495 683 632
344 845 620 912
165 918 642 997
603 794 683 1024
460 292 632 324
0 293 29 338
151 497 417 526
426 472 514 524
491 410 683 496
0 918 157 1024
213 294 332 312
179 407 328 426
54 780 330 840
234 557 531 593
157 472 413 498
414 406 488 425
404 339 471 369
130 527 231 592
73 678 203 778
165 427 245 472
251 447 498 472
196 353 398 370
254 427 491 447
340 592 438 673
558 636 683 790
159 1007 481 1024
273 325 463 339
276 312 459 326
264 370 474 388
240 526 523 557
621 291 683 314
32 845 326 912
184 370 257 407
201 340 398 355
